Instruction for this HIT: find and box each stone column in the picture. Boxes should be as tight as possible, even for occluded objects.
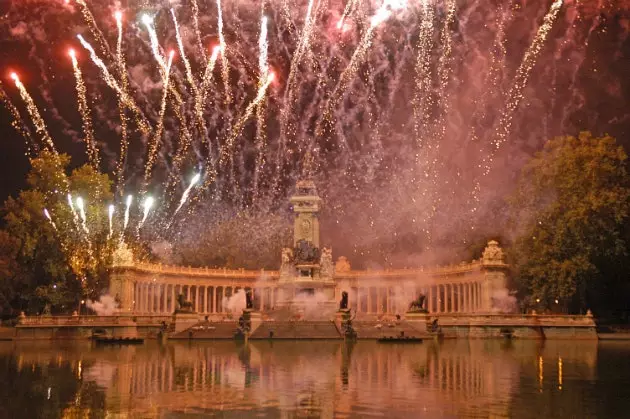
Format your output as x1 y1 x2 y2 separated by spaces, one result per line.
195 286 200 312
146 284 150 313
428 286 433 313
186 286 191 301
161 285 167 313
144 284 148 313
386 288 391 314
367 288 372 314
450 284 455 313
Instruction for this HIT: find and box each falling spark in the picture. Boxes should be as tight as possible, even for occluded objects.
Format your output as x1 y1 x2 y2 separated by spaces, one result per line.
75 196 89 234
76 34 149 133
144 50 174 186
200 46 221 109
108 204 114 237
171 8 203 130
486 0 564 174
69 49 99 168
337 0 359 30
216 0 230 104
44 208 57 231
114 10 130 194
10 72 57 154
191 0 207 62
175 173 201 214
139 196 155 227
0 81 35 152
221 72 275 165
142 14 167 71
123 195 132 231
259 15 269 80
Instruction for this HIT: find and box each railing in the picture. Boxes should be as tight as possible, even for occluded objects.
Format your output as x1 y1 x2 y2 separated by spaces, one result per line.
431 313 596 327
17 314 173 327
128 262 280 278
124 260 504 280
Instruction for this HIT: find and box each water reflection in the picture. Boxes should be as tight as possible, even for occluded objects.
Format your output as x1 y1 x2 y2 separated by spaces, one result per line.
0 339 627 418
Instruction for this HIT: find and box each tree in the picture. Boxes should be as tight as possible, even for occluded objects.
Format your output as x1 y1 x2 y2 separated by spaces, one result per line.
0 151 115 315
510 132 630 315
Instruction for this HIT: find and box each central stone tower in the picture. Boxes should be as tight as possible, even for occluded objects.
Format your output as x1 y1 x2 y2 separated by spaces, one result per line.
276 179 336 316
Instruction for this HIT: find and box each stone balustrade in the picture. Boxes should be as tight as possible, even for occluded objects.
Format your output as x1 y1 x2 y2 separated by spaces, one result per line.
110 251 509 317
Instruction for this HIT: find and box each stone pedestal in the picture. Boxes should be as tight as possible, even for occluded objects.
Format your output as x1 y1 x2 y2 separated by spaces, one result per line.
172 312 199 333
404 311 429 334
244 310 263 334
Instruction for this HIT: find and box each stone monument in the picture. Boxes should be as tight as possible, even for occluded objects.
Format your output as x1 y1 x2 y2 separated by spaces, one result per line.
276 179 336 312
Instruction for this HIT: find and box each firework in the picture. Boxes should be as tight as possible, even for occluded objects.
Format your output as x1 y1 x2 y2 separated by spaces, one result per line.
175 173 202 215
44 208 57 231
123 195 132 232
216 0 230 104
144 50 174 187
75 196 89 234
139 196 155 228
69 49 99 168
108 204 115 238
10 73 57 154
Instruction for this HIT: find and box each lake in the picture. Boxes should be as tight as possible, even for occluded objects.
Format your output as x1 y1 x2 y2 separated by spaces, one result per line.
0 339 629 418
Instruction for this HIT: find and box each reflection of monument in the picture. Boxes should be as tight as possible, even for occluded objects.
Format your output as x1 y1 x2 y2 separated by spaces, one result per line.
277 179 336 312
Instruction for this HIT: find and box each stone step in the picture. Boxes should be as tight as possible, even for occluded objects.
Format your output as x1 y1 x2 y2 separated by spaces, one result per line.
250 321 342 339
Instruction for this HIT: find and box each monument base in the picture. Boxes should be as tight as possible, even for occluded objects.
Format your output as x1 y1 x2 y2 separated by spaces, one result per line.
172 312 199 333
404 311 429 334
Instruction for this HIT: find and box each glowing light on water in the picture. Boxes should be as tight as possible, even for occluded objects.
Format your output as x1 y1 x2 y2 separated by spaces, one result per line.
70 48 99 168
175 173 201 215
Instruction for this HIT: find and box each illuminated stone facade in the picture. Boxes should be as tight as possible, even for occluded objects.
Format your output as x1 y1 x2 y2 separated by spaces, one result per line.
109 180 510 316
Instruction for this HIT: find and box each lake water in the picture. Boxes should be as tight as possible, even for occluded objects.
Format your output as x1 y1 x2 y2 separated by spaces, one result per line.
0 339 629 418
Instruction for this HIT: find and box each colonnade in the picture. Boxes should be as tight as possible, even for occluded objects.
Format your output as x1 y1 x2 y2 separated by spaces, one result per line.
133 280 484 315
133 282 281 314
348 281 484 315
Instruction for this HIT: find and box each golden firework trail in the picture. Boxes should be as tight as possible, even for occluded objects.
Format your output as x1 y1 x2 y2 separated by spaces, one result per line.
70 48 100 169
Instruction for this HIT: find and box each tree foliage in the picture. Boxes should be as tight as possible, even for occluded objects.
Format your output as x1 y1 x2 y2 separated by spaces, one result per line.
511 132 630 314
0 151 115 316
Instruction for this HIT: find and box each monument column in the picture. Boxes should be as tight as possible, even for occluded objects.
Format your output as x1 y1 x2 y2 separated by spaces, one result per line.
450 284 455 313
162 285 167 313
367 288 372 314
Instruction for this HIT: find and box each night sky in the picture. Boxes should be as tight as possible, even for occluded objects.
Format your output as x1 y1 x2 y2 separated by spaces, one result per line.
0 0 629 266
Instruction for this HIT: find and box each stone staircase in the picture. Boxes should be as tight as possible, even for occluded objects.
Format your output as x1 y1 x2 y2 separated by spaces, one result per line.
170 320 238 339
250 320 342 339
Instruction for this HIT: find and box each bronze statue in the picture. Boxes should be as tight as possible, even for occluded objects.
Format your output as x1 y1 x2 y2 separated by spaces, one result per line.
339 291 349 310
245 289 254 310
176 294 194 312
408 294 427 312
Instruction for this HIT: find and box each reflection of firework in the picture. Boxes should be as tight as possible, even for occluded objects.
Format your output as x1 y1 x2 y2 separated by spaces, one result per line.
1 0 627 266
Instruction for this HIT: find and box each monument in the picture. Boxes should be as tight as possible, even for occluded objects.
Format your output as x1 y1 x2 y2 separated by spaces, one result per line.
277 179 336 314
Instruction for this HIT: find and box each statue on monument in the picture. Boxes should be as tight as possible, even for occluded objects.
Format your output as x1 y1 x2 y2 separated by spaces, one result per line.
294 239 320 263
320 247 334 278
482 240 505 264
176 294 194 313
245 289 254 310
408 294 427 313
339 291 349 310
